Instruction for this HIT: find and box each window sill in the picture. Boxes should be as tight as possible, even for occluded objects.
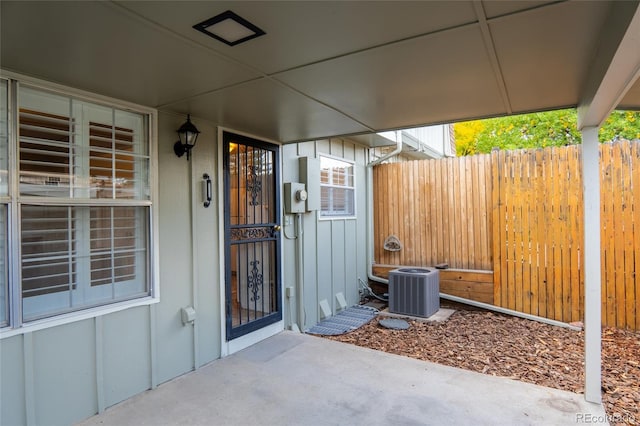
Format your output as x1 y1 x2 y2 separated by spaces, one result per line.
318 216 357 221
0 296 159 339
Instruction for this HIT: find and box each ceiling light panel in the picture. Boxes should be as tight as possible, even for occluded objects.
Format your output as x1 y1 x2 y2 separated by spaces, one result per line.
193 10 265 46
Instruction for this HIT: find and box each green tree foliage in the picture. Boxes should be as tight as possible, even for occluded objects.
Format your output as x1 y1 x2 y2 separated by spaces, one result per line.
454 109 640 156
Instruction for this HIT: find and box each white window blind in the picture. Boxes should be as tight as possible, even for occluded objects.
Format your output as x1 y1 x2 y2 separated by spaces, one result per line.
21 205 77 300
18 87 150 200
21 205 148 320
1 78 8 196
89 206 147 289
16 85 151 322
1 79 7 326
319 156 355 218
19 109 74 195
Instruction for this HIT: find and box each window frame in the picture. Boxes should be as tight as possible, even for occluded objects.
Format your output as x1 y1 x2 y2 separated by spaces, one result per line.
0 77 9 328
0 71 159 338
318 154 356 220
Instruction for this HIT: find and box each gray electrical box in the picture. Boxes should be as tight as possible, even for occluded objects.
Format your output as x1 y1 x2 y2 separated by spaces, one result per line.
284 182 307 214
299 157 320 211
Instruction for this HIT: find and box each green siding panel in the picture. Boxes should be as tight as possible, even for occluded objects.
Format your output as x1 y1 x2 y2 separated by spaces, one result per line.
103 307 151 408
1 335 26 426
33 320 97 425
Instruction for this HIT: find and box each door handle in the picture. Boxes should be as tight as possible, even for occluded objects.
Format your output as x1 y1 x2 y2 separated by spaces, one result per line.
203 173 212 208
272 225 281 236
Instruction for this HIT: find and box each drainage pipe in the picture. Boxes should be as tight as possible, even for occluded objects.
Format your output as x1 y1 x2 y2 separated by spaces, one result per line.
366 131 402 286
368 130 403 168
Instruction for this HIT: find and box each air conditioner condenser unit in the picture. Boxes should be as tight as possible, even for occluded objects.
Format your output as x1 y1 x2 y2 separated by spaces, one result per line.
388 268 440 318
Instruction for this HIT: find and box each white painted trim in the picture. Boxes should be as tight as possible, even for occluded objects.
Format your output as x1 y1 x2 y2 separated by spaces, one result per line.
217 127 227 356
189 158 199 369
217 126 281 147
317 153 357 220
581 127 602 404
225 320 284 356
317 216 357 221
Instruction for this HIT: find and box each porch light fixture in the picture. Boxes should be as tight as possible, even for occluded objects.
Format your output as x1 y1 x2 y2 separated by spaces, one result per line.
174 115 200 160
193 10 265 46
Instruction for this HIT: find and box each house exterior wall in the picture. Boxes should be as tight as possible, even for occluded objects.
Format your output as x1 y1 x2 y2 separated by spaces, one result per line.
1 75 369 424
282 139 368 330
0 109 222 425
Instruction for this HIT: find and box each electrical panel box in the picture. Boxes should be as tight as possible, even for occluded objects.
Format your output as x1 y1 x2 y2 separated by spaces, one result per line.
298 157 320 211
284 182 306 214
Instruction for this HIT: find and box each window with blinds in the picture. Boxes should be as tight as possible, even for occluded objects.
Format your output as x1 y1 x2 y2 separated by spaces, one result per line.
20 205 149 320
15 85 152 322
1 78 7 326
89 206 146 289
21 205 77 298
19 109 73 196
319 156 355 218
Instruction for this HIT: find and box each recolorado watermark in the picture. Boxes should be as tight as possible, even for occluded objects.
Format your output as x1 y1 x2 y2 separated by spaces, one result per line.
576 413 636 424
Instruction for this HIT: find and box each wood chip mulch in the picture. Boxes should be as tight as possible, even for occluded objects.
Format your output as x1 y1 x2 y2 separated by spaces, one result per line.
324 303 639 425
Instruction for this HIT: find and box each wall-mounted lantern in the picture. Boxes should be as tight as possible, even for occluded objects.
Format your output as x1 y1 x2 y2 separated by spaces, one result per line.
174 115 200 160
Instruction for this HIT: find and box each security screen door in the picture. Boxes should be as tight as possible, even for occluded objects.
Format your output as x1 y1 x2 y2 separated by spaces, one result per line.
223 131 281 340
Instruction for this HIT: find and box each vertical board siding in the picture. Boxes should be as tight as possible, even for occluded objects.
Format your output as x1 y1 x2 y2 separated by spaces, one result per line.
283 138 370 328
374 141 639 330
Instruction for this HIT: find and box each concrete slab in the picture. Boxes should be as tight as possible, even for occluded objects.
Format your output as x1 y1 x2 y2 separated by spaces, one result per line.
379 307 456 323
77 331 607 426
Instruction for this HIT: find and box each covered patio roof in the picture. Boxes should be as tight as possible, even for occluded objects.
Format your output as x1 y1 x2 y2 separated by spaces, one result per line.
2 1 639 144
2 0 639 409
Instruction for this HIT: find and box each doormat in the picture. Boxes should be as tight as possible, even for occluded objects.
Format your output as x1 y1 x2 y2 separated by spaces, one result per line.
306 305 379 336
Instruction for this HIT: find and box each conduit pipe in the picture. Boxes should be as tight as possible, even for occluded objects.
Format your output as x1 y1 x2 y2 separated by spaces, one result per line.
364 131 580 331
295 213 305 332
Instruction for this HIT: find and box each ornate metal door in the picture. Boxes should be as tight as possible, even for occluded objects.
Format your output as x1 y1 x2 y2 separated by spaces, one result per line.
223 131 281 340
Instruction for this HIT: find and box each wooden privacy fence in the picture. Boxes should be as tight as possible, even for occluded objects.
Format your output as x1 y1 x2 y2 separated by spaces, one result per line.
373 155 493 270
373 141 640 330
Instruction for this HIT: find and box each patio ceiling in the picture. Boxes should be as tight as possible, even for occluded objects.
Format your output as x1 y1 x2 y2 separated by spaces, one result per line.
2 1 639 145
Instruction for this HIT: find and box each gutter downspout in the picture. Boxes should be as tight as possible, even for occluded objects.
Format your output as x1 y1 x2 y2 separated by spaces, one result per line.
366 131 402 285
364 130 580 331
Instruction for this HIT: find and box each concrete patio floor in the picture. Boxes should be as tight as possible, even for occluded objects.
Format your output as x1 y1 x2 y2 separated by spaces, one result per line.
77 331 607 426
